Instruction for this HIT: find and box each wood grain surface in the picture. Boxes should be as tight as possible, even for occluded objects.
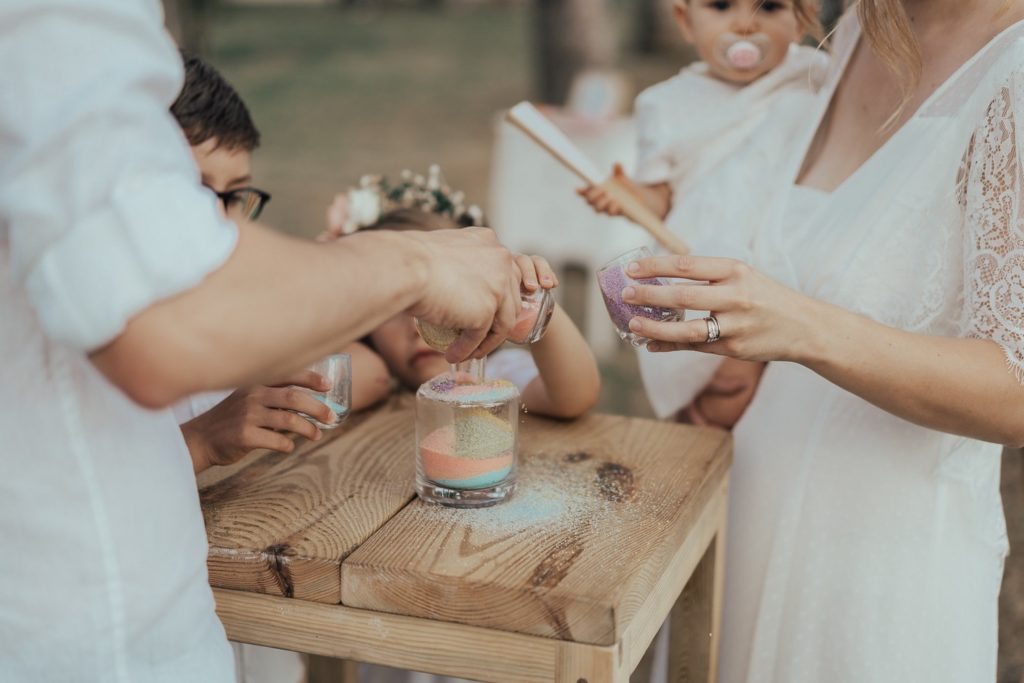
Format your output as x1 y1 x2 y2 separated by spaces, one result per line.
341 412 731 645
199 396 418 603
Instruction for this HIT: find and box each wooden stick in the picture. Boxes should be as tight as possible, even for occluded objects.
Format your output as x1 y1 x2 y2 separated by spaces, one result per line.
598 177 690 256
505 101 690 256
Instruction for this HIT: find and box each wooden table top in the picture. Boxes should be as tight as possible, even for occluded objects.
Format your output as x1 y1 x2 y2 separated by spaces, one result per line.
199 395 731 647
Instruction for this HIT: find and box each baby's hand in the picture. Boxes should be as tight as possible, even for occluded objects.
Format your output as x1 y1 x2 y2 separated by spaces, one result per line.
576 163 636 216
514 253 559 292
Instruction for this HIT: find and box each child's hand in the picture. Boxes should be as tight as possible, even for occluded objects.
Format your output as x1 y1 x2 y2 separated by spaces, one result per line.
514 253 559 292
181 370 333 473
316 193 349 243
676 359 766 430
576 163 635 216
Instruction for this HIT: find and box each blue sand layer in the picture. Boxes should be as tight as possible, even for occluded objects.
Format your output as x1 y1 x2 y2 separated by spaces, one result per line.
312 394 348 418
434 467 513 490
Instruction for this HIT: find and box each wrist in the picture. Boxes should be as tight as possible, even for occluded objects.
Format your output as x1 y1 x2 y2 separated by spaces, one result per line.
181 422 213 474
790 296 843 367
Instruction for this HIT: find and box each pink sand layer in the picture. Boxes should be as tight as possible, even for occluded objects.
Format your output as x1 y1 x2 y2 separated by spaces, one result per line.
420 447 514 480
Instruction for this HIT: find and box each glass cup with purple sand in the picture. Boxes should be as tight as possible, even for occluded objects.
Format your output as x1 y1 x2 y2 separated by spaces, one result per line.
596 246 683 347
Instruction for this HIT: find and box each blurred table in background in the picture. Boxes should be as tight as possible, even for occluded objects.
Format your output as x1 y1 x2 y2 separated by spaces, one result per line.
489 107 654 359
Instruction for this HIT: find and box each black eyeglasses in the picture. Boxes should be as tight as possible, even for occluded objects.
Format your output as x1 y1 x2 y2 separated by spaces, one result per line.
213 187 271 221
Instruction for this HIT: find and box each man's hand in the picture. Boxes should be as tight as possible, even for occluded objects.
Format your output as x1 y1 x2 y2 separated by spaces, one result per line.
181 370 333 473
406 227 520 363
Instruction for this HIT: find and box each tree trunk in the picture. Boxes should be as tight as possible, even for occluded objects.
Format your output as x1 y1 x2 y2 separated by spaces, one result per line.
632 0 678 55
532 0 617 105
820 0 845 33
162 0 210 55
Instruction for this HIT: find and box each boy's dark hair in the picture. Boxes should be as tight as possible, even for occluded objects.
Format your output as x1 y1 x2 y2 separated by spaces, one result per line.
171 51 260 151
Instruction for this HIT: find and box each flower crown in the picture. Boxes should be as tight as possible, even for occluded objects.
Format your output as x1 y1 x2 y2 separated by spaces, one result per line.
327 164 485 236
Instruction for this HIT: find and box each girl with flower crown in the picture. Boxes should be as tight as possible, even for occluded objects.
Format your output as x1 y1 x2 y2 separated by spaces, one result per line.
320 166 602 420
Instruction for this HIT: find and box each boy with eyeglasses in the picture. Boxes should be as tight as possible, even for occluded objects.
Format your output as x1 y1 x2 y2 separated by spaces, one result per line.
169 52 389 474
171 52 270 223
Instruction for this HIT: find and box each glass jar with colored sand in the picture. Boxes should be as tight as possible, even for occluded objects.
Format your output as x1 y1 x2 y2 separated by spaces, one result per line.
415 360 518 507
596 246 683 347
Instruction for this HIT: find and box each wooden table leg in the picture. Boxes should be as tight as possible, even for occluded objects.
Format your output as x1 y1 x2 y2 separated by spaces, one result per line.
555 642 626 683
667 512 727 683
308 655 360 683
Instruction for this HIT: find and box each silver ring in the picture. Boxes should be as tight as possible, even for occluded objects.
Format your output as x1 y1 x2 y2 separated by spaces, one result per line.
704 315 721 343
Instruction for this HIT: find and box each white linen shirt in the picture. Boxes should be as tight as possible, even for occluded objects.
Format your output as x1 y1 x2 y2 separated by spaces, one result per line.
0 1 238 681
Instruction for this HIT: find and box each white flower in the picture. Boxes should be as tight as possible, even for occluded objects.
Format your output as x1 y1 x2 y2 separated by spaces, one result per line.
344 187 381 234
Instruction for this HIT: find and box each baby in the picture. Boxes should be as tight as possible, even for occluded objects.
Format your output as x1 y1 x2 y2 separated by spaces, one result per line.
583 0 827 429
581 0 826 234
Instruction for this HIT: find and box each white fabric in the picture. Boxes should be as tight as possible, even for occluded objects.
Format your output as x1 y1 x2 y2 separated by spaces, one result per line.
638 52 828 418
649 14 1017 683
485 347 540 394
0 1 238 680
634 44 829 194
174 390 234 425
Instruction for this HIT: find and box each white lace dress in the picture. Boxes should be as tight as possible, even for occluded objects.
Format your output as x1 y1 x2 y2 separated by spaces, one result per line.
651 14 1023 683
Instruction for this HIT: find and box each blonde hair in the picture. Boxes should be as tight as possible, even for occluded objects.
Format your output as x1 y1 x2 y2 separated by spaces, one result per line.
852 0 921 123
791 0 825 42
852 0 1017 126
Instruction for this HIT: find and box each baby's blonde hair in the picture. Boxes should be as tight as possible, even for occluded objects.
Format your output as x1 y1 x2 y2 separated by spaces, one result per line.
791 0 825 42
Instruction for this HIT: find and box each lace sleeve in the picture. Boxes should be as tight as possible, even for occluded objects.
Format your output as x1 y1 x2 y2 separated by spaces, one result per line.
961 72 1024 383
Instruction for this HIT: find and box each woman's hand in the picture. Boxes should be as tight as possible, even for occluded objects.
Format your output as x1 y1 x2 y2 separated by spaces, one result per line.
181 370 333 474
622 255 822 362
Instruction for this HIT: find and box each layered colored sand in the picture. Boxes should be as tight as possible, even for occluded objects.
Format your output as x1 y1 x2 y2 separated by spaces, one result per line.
418 377 518 490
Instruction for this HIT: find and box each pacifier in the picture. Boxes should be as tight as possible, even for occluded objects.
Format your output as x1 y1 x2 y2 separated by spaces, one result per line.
715 32 772 72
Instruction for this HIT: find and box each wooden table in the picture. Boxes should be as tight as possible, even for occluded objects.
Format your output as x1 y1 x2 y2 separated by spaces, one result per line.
199 396 731 683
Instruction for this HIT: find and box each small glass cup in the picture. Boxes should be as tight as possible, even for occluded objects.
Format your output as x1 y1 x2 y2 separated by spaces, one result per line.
294 353 351 429
415 360 518 508
596 246 683 347
508 287 555 344
415 287 555 352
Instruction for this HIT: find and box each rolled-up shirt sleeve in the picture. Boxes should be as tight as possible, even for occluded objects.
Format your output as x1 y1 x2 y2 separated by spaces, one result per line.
0 0 238 351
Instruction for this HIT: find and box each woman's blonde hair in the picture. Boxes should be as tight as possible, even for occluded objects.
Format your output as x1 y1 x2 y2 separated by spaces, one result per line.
851 0 921 122
852 0 1017 125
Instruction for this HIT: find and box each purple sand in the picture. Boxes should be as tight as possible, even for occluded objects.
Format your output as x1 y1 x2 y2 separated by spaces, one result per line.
597 265 680 330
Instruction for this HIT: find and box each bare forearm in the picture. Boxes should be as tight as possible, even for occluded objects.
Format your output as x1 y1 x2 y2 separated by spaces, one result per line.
800 300 1024 446
521 306 600 418
92 223 428 407
346 341 392 411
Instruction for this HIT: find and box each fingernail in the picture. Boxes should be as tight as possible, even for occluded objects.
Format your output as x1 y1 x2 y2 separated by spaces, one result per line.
622 286 636 301
627 261 640 274
541 276 553 284
647 341 660 351
629 318 642 332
